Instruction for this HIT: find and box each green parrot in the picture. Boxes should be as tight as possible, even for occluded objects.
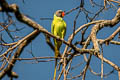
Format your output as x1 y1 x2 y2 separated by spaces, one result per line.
51 10 66 80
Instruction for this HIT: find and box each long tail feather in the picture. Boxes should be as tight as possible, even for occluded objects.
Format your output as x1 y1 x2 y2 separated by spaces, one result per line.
53 59 57 80
53 47 59 80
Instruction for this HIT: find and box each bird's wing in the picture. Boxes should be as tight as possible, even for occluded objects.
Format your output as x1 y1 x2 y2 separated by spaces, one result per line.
61 20 67 39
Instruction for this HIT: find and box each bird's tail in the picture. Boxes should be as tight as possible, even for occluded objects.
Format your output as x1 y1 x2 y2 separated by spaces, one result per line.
53 58 57 80
53 47 59 80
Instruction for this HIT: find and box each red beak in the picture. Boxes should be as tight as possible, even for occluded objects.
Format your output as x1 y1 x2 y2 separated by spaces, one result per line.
62 12 65 17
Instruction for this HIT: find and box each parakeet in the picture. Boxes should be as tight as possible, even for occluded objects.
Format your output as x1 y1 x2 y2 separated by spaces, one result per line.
51 10 66 80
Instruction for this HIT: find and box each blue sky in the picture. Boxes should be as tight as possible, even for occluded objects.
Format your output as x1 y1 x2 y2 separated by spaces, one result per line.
1 0 120 80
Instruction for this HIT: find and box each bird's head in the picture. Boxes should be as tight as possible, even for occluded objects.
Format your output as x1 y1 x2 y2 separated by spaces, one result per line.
55 10 65 18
